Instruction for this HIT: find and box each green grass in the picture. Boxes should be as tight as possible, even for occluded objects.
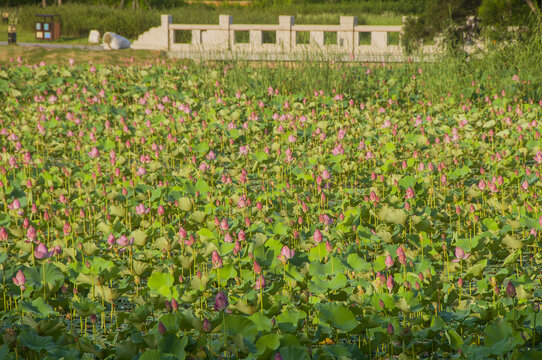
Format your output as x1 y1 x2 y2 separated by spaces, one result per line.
7 3 410 44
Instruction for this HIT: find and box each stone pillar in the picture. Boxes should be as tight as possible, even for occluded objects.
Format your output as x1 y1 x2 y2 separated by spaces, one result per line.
371 32 387 48
310 31 324 47
338 16 357 52
192 30 202 45
219 15 233 50
278 15 294 50
161 15 172 50
250 30 263 47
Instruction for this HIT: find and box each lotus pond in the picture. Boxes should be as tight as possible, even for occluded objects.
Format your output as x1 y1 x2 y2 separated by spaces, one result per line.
0 59 541 360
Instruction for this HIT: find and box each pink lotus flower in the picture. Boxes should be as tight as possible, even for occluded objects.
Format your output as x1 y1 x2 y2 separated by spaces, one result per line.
521 180 529 191
220 218 229 231
136 167 147 176
63 222 72 236
224 232 233 243
239 145 249 155
135 203 149 215
35 243 52 260
117 235 129 247
534 151 542 165
405 187 415 199
157 205 165 216
107 233 116 246
206 150 216 160
288 134 296 143
385 254 394 269
27 226 36 241
278 245 295 264
322 169 331 180
313 229 323 244
8 199 20 210
0 227 8 241
386 275 395 292
178 227 187 240
452 247 471 262
212 250 223 268
255 275 266 290
12 270 26 289
88 147 100 158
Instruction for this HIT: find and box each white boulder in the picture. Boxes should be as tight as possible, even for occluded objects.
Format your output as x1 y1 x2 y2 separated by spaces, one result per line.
102 32 131 50
88 30 100 44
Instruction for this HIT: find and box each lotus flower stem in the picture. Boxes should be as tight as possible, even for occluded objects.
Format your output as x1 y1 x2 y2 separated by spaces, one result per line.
222 311 227 355
42 261 46 302
259 287 263 313
2 275 6 312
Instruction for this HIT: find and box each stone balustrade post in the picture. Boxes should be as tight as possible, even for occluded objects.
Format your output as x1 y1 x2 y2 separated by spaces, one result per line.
161 14 172 50
250 30 263 47
310 31 324 47
219 15 233 50
339 16 357 52
278 16 294 50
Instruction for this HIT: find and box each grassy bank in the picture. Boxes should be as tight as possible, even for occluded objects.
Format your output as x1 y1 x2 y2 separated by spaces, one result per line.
1 29 541 104
9 3 412 41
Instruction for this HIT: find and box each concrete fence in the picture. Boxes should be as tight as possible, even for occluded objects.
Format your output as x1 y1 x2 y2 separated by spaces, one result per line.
131 15 437 61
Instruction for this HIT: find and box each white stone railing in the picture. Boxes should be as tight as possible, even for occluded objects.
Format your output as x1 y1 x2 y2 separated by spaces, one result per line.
132 14 433 61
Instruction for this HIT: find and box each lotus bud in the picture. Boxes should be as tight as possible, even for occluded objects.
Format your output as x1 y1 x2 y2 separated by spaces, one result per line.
274 353 283 360
398 253 407 267
457 278 463 288
385 254 394 269
379 299 385 309
165 300 172 312
313 229 323 244
387 323 394 335
0 227 8 241
386 275 395 292
253 261 261 274
158 322 166 335
203 318 211 332
506 281 516 298
214 291 228 311
90 314 97 324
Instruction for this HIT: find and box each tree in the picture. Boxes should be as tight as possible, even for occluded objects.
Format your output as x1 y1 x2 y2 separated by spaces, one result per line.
402 0 540 54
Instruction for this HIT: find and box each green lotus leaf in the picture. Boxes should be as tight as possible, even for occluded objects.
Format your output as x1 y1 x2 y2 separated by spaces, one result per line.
17 329 56 353
249 312 272 332
466 259 487 278
130 229 148 247
22 297 58 318
225 315 258 342
318 304 357 332
276 345 310 360
255 334 280 355
109 205 125 217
